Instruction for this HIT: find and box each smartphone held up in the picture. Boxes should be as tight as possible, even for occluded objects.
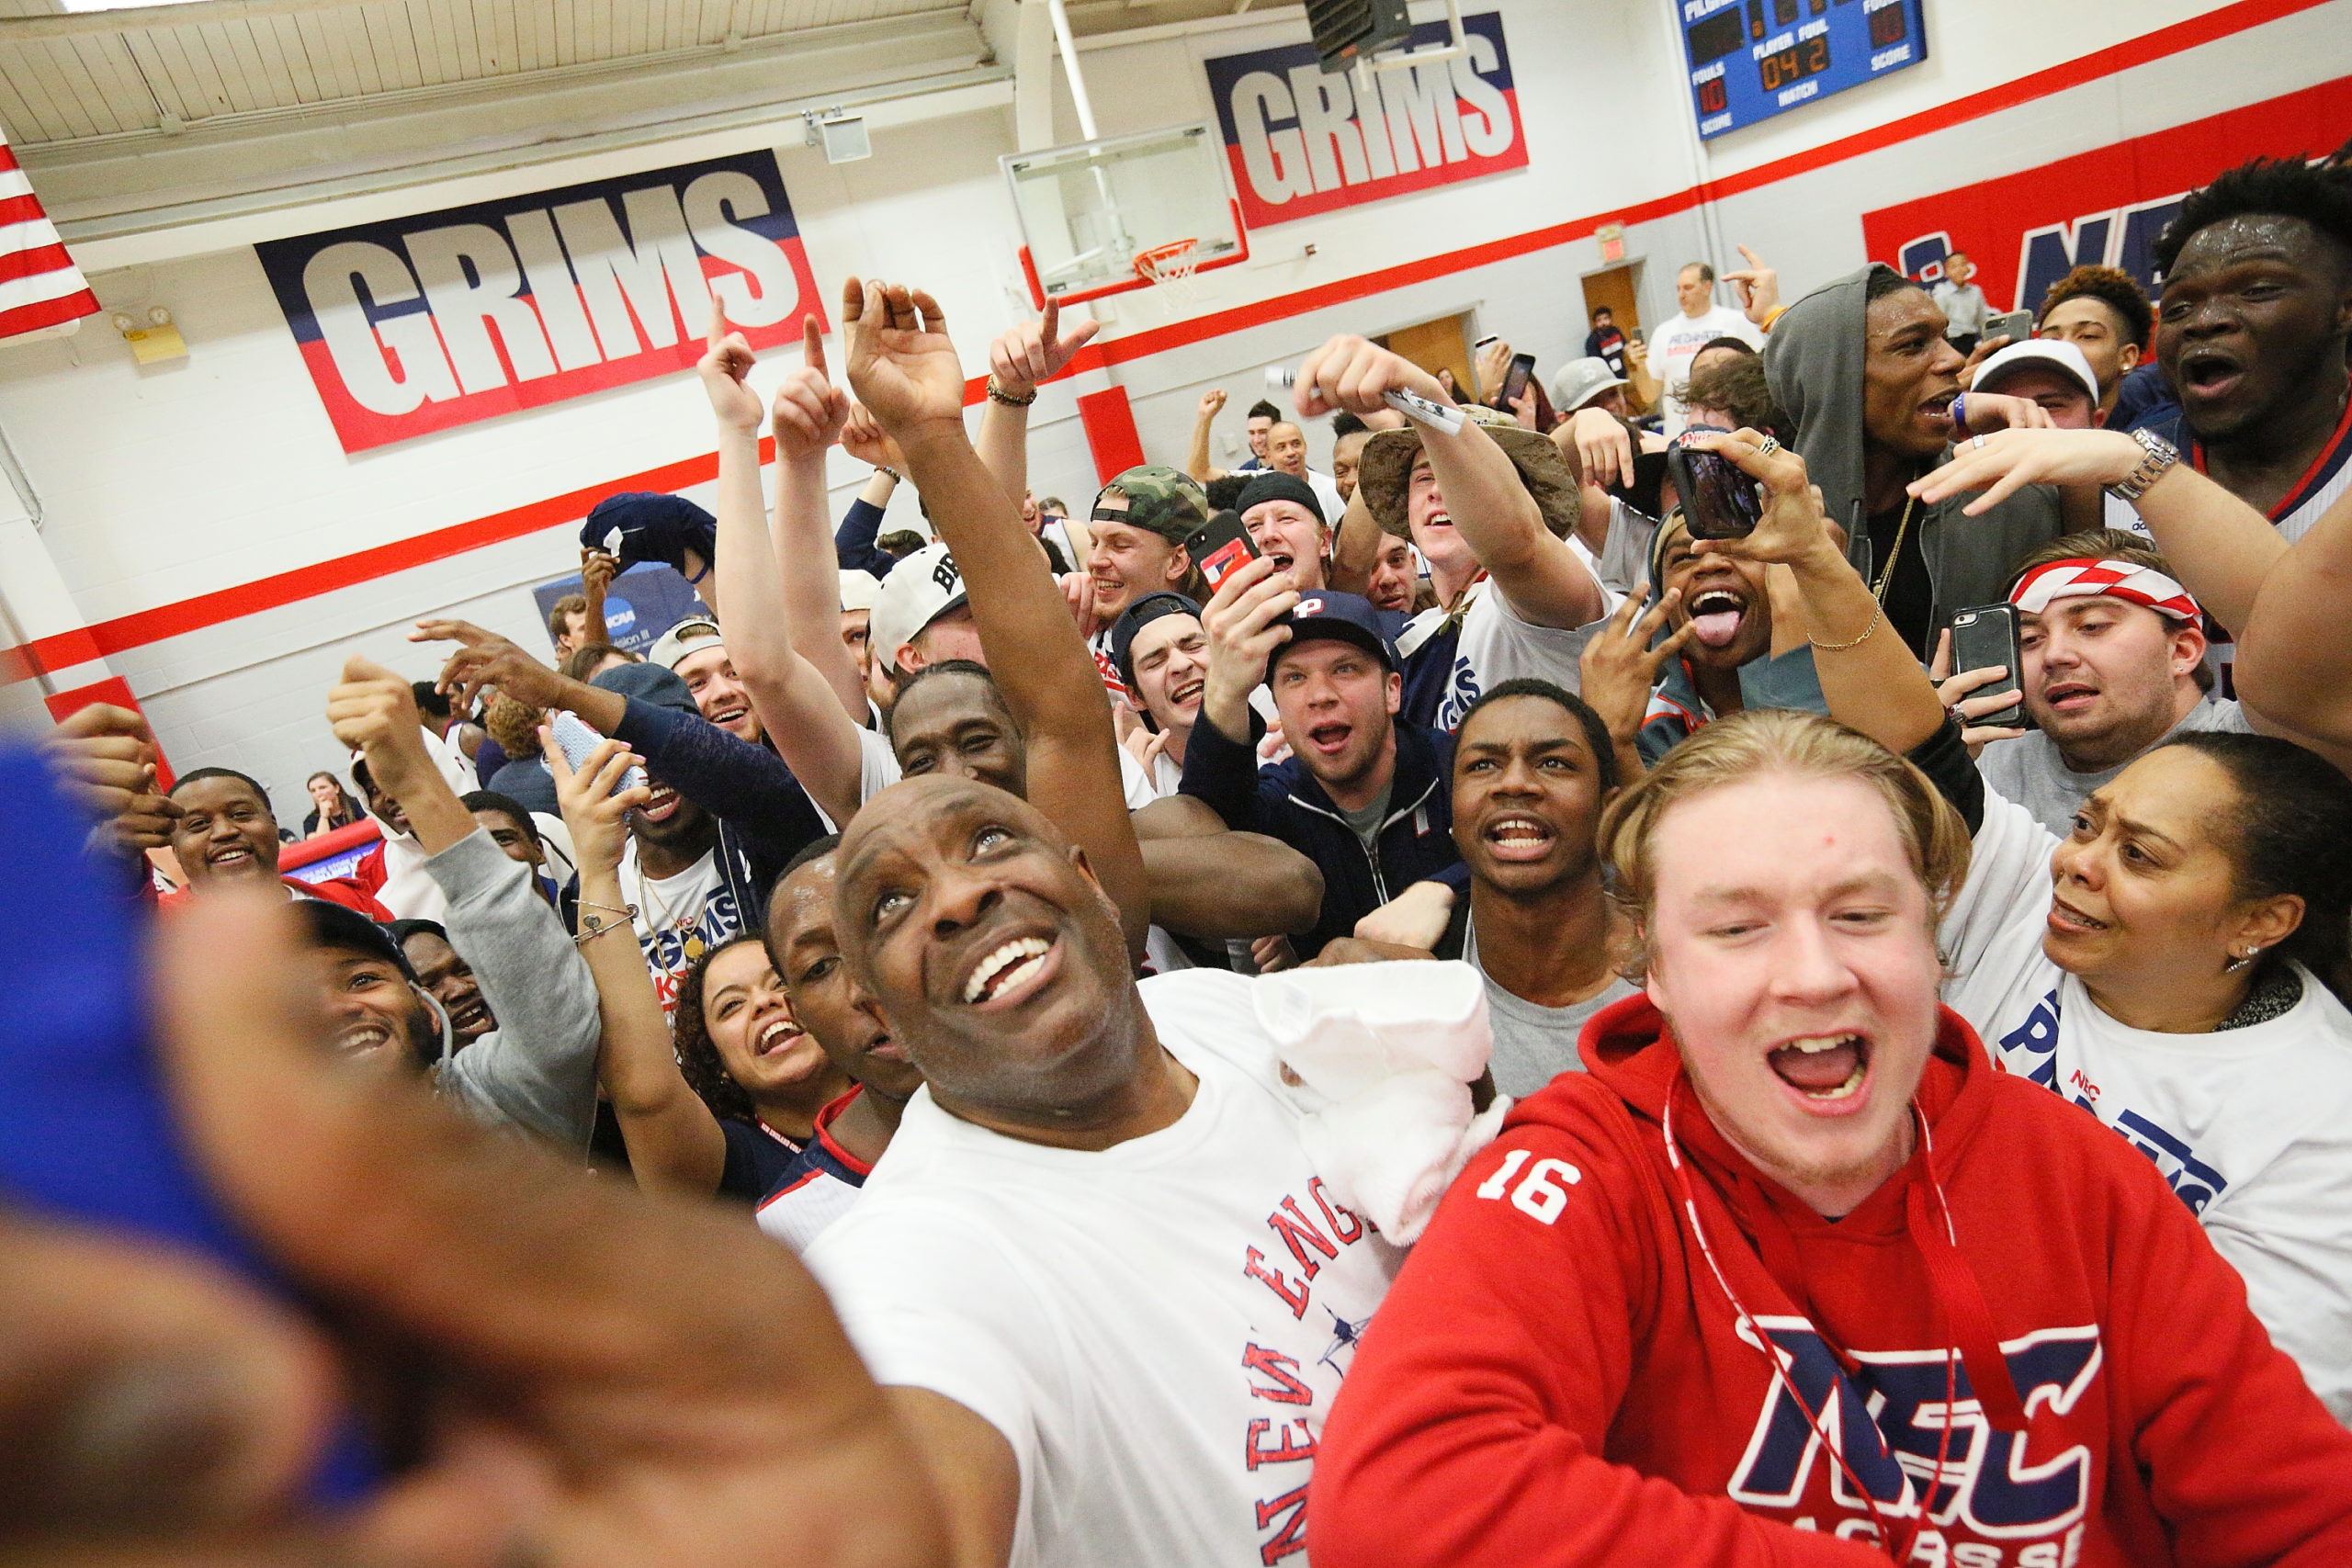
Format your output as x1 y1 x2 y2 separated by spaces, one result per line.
1667 424 1765 540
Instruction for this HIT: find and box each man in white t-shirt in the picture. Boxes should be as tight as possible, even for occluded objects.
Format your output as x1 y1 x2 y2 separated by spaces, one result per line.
1265 420 1348 526
807 774 1426 1566
1346 373 1617 733
1654 260 1767 435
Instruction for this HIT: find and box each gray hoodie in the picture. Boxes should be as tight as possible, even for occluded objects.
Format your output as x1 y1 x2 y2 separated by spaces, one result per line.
1764 265 2066 653
424 828 602 1149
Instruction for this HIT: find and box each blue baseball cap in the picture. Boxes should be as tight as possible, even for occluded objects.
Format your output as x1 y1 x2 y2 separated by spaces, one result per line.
1271 590 1396 677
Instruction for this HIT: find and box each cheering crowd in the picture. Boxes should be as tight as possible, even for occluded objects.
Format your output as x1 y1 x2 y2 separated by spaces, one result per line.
15 147 2352 1566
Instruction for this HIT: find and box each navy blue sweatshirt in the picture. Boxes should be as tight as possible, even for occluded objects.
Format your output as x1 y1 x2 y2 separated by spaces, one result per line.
1178 708 1461 958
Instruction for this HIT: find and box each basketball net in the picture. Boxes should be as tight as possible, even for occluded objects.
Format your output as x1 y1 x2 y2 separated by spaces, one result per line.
1134 239 1203 309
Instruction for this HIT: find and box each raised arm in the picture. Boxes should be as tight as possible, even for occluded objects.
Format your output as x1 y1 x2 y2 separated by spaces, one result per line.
1327 486 1382 596
842 276 1148 960
2237 485 2352 748
325 656 476 855
698 306 868 825
1296 336 1608 629
770 326 870 721
549 732 729 1196
1132 793 1324 939
1697 429 1947 755
1187 388 1229 485
1913 427 2290 655
976 300 1098 513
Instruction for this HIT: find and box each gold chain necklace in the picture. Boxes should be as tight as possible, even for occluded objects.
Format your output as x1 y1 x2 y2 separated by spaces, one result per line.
628 849 708 963
1871 491 1918 604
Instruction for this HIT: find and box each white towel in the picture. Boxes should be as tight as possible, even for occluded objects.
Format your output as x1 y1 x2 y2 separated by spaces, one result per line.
1252 961 1504 1243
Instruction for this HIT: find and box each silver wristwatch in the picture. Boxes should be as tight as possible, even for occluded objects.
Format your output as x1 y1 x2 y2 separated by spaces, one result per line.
2107 428 2180 502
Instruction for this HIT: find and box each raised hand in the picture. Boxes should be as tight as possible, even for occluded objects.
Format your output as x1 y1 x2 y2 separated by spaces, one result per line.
840 276 967 437
988 298 1099 399
41 703 179 853
581 548 621 600
545 728 650 877
1683 428 1839 570
1201 555 1299 740
1198 388 1227 421
841 403 907 474
1292 334 1450 420
771 315 851 466
1928 628 2027 756
1577 582 1692 758
1907 428 2145 516
324 657 435 800
1727 244 1780 325
1566 405 1635 491
698 299 765 435
1475 337 1513 404
411 618 565 715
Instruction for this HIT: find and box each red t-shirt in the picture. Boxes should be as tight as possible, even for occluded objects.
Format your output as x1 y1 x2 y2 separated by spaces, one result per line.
1310 996 2352 1567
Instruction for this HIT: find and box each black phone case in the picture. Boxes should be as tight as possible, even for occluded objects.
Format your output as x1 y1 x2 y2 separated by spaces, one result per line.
1667 441 1762 539
1188 510 1258 592
1950 604 2026 728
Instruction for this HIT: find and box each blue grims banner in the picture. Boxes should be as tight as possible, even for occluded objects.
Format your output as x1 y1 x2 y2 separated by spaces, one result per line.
257 150 823 454
1674 0 1929 141
1204 11 1527 230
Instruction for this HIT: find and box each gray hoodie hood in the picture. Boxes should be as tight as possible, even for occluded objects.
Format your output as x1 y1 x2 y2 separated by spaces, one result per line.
1760 263 2067 651
1762 264 1886 545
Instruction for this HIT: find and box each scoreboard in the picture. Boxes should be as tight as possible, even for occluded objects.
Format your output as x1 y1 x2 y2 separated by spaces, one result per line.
1677 0 1929 140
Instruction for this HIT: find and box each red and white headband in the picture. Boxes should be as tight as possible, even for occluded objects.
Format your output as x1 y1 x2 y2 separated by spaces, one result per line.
2010 557 2200 623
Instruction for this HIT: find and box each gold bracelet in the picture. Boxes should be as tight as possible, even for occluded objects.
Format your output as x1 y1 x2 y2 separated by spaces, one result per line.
1808 602 1882 653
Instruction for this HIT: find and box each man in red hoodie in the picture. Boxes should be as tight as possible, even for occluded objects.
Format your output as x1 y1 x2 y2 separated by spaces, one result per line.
1312 701 2352 1564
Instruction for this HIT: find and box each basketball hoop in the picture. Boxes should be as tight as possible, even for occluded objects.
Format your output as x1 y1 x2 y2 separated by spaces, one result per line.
1135 239 1204 307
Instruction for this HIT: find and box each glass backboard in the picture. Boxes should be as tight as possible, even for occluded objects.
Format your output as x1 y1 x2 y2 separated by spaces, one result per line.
1003 122 1248 308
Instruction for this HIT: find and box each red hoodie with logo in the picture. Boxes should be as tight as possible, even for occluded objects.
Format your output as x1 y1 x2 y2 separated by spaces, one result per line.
1310 995 2352 1567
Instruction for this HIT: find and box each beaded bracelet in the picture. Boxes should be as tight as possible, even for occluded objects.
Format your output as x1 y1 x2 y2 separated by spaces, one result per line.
986 376 1037 407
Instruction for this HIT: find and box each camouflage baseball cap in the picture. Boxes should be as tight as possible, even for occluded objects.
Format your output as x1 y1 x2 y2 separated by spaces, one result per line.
1093 465 1209 547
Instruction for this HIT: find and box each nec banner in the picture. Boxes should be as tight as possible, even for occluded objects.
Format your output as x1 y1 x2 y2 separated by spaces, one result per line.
1204 12 1526 230
1860 78 2352 317
258 149 822 453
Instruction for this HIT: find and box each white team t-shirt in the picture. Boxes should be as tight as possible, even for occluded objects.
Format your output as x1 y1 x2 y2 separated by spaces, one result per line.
617 841 741 1017
805 969 1405 1568
1654 305 1765 435
1942 791 2352 1420
1401 557 1622 731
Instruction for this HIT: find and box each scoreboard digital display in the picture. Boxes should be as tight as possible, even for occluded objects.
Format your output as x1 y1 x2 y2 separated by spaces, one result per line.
1677 0 1929 140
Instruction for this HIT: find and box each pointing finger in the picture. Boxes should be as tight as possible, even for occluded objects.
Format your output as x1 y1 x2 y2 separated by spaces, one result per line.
802 314 826 377
708 297 728 354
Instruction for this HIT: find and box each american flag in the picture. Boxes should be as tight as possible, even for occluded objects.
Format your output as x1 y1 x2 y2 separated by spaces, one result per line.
0 129 96 340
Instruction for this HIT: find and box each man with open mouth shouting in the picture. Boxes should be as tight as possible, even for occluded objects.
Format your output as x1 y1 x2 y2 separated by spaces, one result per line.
2139 152 2352 545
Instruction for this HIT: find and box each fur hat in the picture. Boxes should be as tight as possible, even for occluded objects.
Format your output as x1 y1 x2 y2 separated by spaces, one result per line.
1356 404 1579 541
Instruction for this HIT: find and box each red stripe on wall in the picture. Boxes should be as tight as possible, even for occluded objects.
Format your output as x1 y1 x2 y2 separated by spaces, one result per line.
1075 386 1148 482
22 0 2331 674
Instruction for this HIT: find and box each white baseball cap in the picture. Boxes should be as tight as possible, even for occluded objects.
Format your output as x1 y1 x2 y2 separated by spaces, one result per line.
1972 338 2099 405
839 569 882 615
868 544 968 674
648 617 722 671
1549 356 1629 413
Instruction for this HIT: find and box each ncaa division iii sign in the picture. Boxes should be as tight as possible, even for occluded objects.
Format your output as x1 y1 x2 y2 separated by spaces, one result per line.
257 149 823 454
1204 12 1528 229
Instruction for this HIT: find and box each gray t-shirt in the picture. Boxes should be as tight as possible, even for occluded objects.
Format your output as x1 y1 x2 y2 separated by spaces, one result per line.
1464 916 1638 1099
1974 694 2252 836
1336 780 1394 855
